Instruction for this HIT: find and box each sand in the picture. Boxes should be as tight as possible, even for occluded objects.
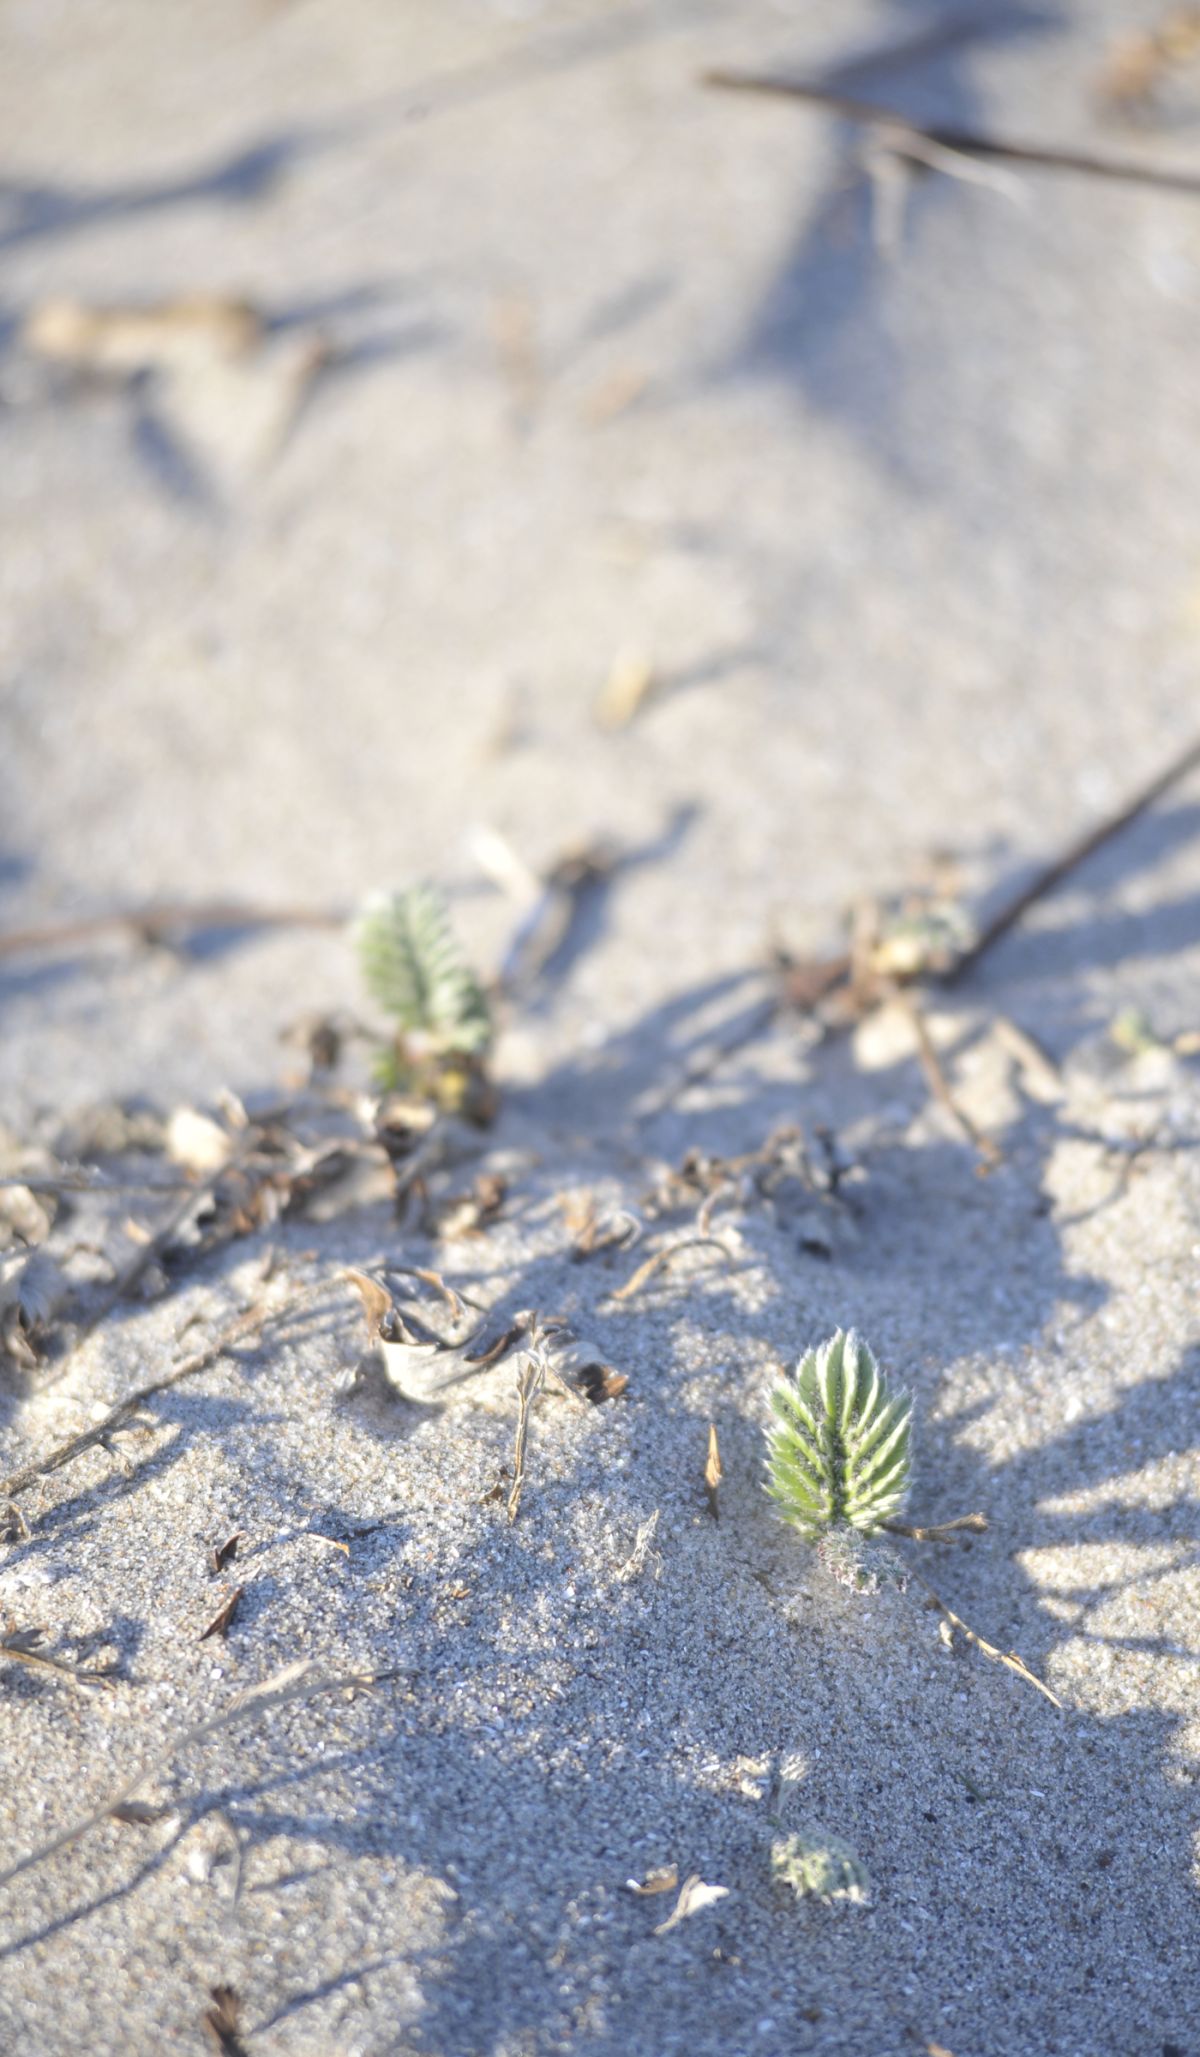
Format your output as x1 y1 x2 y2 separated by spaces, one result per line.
1 3 1199 2052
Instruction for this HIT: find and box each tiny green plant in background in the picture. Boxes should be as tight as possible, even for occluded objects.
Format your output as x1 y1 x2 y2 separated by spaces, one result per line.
765 1328 912 1593
354 885 494 1119
770 1826 871 1909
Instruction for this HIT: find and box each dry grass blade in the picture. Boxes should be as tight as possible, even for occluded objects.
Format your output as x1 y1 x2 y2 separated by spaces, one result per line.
0 1297 288 1505
507 1354 542 1524
0 1658 399 1892
704 1423 722 1522
607 1234 734 1305
892 988 1000 1166
703 69 1200 196
885 1514 988 1543
0 1627 114 1693
199 1587 244 1641
908 1566 1062 1708
0 899 346 965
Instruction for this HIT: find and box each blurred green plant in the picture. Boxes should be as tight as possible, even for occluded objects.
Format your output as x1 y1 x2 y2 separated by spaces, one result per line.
766 1328 912 1592
354 885 493 1119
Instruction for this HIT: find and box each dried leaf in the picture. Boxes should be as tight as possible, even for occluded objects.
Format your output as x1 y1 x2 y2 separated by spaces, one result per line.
208 1532 243 1575
343 1267 394 1336
199 1588 244 1642
653 1874 729 1935
625 1864 679 1897
203 1983 248 2057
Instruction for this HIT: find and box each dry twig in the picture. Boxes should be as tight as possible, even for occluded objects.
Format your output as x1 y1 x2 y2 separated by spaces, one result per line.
0 1298 287 1506
908 1564 1062 1708
704 69 1200 196
606 1234 734 1305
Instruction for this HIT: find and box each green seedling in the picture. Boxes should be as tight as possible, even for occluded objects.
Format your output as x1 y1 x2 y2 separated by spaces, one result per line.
770 1825 871 1908
354 885 493 1118
766 1328 911 1592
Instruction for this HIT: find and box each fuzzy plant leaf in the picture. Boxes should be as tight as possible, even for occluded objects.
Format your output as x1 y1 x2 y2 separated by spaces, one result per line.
354 886 491 1059
766 1328 912 1541
770 1826 870 1908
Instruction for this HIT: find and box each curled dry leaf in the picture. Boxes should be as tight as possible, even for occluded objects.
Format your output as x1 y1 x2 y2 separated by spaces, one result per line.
208 1532 243 1575
653 1874 730 1936
625 1864 679 1897
202 1982 249 2057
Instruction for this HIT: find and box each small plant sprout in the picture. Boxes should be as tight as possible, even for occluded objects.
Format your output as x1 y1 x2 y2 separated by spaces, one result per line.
765 1328 912 1593
354 884 494 1118
770 1826 871 1909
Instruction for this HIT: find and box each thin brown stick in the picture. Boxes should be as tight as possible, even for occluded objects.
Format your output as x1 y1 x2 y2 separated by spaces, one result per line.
947 731 1200 981
0 1299 282 1504
0 1628 114 1694
703 70 1200 197
884 1513 988 1542
606 1234 734 1305
907 1564 1062 1708
507 1354 540 1524
0 1658 399 1893
0 900 346 965
892 987 1000 1166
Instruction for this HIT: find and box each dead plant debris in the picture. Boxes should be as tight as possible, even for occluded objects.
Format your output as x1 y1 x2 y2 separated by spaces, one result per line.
0 1625 115 1694
202 1983 249 2057
208 1532 244 1575
199 1589 245 1642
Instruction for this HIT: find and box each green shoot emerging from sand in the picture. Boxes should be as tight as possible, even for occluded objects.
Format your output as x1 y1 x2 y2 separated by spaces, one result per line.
766 1328 912 1593
354 885 493 1117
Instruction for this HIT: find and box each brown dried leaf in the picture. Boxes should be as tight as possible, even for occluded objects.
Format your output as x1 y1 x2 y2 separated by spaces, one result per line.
199 1587 244 1642
208 1532 243 1575
203 1984 248 2057
343 1268 394 1336
625 1864 679 1897
653 1874 729 1935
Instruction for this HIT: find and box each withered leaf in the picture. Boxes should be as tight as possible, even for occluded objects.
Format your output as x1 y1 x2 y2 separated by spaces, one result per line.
436 1172 507 1240
208 1532 243 1575
203 1984 248 2057
572 1361 629 1406
653 1874 730 1935
343 1268 394 1336
199 1587 244 1642
626 1864 679 1897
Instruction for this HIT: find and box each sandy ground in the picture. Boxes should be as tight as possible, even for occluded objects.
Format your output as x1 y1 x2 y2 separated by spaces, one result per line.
2 3 1200 2053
